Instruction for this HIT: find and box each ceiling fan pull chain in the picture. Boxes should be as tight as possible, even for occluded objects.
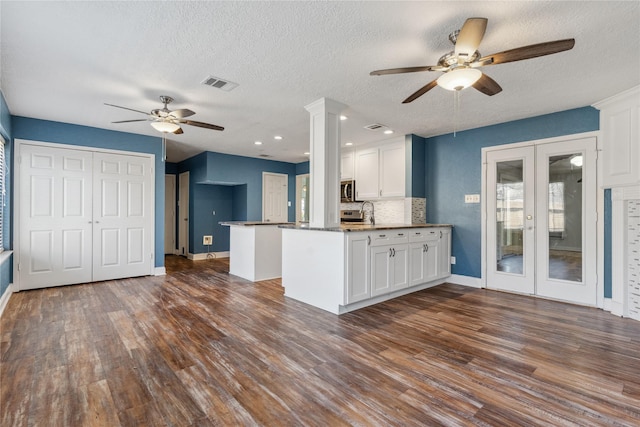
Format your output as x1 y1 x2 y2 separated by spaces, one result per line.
453 89 461 137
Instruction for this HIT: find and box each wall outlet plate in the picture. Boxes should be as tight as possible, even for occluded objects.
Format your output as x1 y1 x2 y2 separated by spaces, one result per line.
464 194 480 204
451 256 456 265
203 235 213 245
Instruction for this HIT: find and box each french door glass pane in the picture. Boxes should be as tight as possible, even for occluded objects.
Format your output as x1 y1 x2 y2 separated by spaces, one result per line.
496 160 524 275
548 154 582 282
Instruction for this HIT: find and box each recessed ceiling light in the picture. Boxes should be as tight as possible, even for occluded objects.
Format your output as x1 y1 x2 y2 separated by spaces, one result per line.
274 135 283 140
345 142 353 146
383 129 394 135
304 152 310 155
254 141 262 145
340 115 348 121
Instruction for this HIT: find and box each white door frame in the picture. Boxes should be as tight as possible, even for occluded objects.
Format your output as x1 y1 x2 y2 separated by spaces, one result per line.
481 131 603 307
262 172 288 222
178 171 189 256
14 139 155 290
164 174 176 254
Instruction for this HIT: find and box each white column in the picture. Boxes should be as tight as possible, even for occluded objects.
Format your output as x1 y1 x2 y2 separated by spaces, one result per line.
305 98 346 228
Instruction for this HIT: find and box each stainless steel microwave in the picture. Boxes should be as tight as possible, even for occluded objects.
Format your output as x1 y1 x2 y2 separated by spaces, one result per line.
341 180 358 203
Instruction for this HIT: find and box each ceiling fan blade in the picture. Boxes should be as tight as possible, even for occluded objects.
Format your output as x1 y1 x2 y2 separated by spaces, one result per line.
170 108 195 119
472 73 502 96
370 65 442 76
111 119 149 124
182 120 224 131
104 103 150 115
172 127 184 135
478 39 575 65
402 79 438 104
454 18 488 61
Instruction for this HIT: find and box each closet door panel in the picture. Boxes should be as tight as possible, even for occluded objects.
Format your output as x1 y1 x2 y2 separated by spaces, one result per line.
93 152 152 281
18 144 93 289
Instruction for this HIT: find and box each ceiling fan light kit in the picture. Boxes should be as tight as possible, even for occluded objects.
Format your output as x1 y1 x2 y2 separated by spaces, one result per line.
370 17 575 103
437 68 482 91
150 121 180 133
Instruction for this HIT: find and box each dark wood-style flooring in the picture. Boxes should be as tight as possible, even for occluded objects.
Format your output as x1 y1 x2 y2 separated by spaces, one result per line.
2 255 640 426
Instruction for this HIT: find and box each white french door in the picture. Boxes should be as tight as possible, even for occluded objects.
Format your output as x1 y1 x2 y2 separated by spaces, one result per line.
17 141 154 290
486 136 597 305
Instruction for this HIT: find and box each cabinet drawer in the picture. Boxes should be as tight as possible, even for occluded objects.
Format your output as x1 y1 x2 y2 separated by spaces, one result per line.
371 230 408 246
409 229 439 242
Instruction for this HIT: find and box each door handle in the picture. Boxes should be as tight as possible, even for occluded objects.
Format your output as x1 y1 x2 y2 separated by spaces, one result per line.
389 248 393 257
392 248 396 257
367 235 371 246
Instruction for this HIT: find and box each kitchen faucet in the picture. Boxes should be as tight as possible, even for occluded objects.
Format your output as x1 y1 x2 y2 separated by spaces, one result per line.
360 201 375 225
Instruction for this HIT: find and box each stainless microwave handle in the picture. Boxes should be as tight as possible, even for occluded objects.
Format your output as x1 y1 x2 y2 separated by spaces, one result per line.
343 183 350 200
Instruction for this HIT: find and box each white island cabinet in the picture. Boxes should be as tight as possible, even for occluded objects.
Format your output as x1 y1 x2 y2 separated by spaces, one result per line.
221 221 293 282
282 224 452 314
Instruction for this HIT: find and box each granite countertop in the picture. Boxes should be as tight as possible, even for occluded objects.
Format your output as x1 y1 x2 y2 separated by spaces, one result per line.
220 221 295 226
279 223 453 232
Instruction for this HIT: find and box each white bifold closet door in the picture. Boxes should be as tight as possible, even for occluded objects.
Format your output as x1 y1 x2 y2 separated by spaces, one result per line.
18 143 154 290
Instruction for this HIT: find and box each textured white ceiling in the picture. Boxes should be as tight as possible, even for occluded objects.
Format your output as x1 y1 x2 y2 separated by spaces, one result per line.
1 1 639 163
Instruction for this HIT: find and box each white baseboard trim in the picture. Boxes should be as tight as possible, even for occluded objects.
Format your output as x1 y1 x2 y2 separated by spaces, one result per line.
448 274 483 288
0 283 16 317
154 267 166 276
188 251 230 261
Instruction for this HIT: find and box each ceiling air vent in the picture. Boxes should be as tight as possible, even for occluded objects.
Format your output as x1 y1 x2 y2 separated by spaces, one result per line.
364 123 387 131
201 75 239 92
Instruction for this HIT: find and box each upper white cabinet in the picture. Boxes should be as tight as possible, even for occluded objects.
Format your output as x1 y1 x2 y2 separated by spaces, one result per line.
341 149 355 180
354 137 405 200
594 86 640 188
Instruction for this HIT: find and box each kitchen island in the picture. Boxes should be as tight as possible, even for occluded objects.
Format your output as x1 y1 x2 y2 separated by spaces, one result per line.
220 221 293 282
280 223 452 314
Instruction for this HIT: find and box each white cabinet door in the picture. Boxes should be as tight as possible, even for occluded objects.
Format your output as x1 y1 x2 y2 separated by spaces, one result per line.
18 144 93 290
93 152 153 282
389 244 408 291
438 228 452 279
409 235 439 287
355 147 379 200
596 87 640 187
341 150 355 180
380 142 405 198
371 245 392 296
345 233 371 303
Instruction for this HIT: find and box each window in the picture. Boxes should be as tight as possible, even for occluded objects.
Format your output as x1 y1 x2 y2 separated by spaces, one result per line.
0 135 4 252
548 181 565 237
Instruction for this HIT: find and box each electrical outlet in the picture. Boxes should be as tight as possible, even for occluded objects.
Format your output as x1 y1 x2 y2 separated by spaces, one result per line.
203 235 213 245
212 210 216 216
287 201 292 207
451 256 456 265
464 194 480 204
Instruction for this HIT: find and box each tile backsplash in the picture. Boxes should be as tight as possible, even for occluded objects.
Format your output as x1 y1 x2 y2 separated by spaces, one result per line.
341 197 426 224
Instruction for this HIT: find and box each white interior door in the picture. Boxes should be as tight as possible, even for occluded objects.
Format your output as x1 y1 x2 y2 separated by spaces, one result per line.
92 152 153 281
535 138 597 305
164 174 176 254
263 172 288 222
487 146 536 294
178 171 189 256
18 144 93 289
486 137 597 305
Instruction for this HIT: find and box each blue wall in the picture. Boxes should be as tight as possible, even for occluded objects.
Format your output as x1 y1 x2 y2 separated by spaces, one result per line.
11 116 165 268
407 134 426 198
425 107 600 278
296 161 310 175
0 91 13 300
176 151 297 254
